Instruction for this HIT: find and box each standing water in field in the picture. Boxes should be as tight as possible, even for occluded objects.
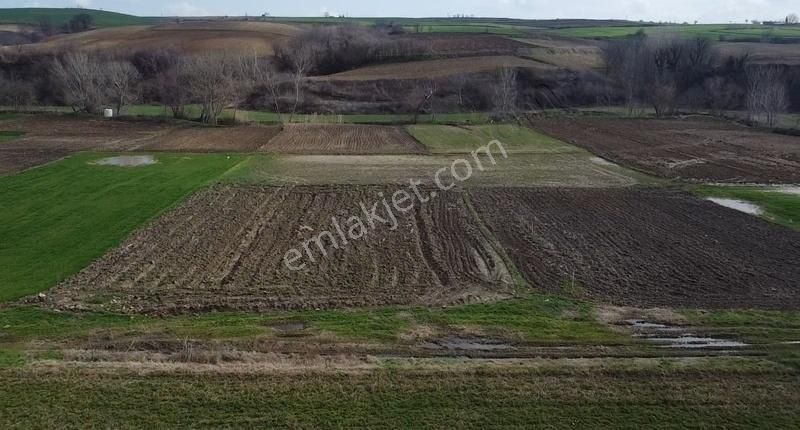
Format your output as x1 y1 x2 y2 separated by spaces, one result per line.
92 155 157 167
705 197 763 215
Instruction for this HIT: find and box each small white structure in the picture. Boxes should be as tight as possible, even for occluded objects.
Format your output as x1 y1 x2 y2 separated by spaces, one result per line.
103 108 114 119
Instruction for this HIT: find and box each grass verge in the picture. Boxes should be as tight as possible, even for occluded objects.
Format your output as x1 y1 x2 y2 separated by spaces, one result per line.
0 152 244 301
691 185 800 230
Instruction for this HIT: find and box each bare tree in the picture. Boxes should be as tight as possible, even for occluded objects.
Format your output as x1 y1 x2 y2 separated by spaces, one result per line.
288 45 313 122
182 54 240 126
786 13 799 24
491 68 518 119
51 52 107 113
407 79 437 124
104 61 141 115
0 73 36 111
746 65 789 127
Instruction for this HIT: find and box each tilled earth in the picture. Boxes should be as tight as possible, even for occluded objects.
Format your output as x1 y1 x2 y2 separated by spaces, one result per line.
141 124 283 152
0 115 171 174
528 116 800 183
260 124 429 155
471 187 800 309
45 185 512 314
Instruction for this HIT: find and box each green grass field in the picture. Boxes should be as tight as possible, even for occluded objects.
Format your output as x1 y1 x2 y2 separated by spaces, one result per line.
407 124 578 154
0 8 157 27
691 185 800 230
2 361 799 428
550 23 800 41
0 131 23 143
0 152 244 302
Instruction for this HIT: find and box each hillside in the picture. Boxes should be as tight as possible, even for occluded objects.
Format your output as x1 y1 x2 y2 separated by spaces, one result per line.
1 21 300 55
0 8 158 28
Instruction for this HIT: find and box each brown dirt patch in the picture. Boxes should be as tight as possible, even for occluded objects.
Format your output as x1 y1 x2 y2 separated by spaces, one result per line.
528 116 800 183
470 187 800 309
44 185 513 314
312 56 554 81
0 115 171 174
260 124 428 155
142 124 282 152
2 21 299 56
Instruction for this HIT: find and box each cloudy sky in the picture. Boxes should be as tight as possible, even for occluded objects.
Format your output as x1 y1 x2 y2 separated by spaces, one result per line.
7 0 799 23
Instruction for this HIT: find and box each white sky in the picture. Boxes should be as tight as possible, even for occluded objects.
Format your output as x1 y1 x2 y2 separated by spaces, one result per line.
7 0 799 23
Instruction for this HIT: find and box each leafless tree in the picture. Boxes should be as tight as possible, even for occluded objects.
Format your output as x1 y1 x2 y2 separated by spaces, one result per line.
746 65 789 127
491 67 518 119
181 54 241 126
786 13 799 24
0 73 36 111
288 45 313 122
407 79 438 123
51 52 107 113
104 60 141 115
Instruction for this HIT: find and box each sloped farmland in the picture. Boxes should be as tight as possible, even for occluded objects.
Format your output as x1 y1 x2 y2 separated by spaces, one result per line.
260 124 428 155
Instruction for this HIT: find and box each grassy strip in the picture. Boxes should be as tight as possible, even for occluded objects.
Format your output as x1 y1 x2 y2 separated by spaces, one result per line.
0 295 624 345
0 131 23 142
0 153 245 301
407 124 578 154
681 308 800 343
0 364 798 428
691 185 800 230
123 105 491 125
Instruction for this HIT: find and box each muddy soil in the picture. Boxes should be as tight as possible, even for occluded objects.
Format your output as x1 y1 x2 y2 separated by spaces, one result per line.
45 185 512 314
528 116 800 183
470 187 800 309
260 124 429 155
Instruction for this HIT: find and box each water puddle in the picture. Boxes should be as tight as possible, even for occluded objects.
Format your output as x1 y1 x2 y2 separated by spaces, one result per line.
271 321 306 332
624 319 748 349
706 197 762 215
420 336 514 351
93 155 157 167
590 156 618 167
769 186 800 196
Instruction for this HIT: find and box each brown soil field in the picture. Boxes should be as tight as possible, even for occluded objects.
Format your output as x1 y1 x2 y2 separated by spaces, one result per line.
142 124 282 152
396 34 527 56
311 55 554 81
528 116 800 183
515 37 604 70
0 115 171 174
260 124 428 154
2 21 299 55
471 187 800 309
717 42 800 65
45 185 513 314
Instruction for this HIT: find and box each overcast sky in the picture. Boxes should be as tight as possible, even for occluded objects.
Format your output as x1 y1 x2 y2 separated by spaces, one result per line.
7 0 799 23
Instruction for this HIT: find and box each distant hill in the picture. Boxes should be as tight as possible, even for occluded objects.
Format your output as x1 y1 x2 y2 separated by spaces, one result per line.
0 8 158 28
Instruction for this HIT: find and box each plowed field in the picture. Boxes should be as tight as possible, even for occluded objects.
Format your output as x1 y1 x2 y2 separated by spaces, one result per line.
261 124 428 154
528 116 800 183
142 125 282 152
470 187 800 309
46 185 513 314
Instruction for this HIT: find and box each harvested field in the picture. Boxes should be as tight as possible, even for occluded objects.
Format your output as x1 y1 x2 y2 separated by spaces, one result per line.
312 56 554 81
0 115 171 174
261 124 428 155
529 116 800 183
46 185 513 314
395 34 527 56
471 187 800 309
142 124 282 152
3 21 299 55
